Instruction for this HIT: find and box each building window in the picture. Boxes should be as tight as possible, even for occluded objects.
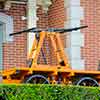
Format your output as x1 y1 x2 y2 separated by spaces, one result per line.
0 12 13 42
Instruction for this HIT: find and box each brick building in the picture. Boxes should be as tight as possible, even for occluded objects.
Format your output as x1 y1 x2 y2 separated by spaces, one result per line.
0 0 99 71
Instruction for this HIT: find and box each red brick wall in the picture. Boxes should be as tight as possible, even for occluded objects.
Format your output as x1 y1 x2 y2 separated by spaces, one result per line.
37 0 65 29
0 1 66 69
2 0 99 70
3 4 50 69
47 0 66 65
36 0 66 65
48 0 65 28
47 0 100 70
48 0 66 47
81 0 99 70
37 6 48 29
2 3 27 69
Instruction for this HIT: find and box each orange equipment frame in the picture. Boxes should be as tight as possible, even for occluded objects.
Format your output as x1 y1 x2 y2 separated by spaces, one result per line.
2 28 100 86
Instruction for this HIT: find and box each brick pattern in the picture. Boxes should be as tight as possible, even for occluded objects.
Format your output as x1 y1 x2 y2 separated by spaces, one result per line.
2 4 27 69
48 0 66 48
81 0 99 70
2 0 99 70
37 6 48 29
48 0 65 28
47 0 66 64
37 0 66 65
1 2 63 68
37 6 50 64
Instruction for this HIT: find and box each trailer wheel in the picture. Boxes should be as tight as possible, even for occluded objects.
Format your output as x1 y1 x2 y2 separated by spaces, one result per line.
25 74 50 84
76 77 99 86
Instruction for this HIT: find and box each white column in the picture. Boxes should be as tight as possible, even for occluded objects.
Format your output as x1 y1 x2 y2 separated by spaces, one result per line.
27 0 38 54
64 0 85 70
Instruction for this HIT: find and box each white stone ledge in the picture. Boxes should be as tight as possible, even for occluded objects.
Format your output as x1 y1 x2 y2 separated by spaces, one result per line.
71 59 85 70
64 0 80 7
69 46 81 59
70 32 84 46
67 7 84 20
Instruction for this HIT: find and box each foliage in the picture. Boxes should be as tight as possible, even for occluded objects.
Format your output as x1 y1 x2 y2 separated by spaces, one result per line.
0 84 100 100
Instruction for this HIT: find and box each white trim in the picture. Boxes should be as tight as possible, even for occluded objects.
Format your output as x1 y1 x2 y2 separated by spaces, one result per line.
0 24 3 70
0 12 13 42
9 1 26 4
64 0 85 70
27 0 38 55
64 0 80 7
67 7 84 20
37 0 52 13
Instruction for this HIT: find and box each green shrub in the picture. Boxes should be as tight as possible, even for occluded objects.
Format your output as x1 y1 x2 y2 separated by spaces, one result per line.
0 84 100 100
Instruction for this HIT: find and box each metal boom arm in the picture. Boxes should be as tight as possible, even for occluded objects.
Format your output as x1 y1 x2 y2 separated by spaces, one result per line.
9 25 88 36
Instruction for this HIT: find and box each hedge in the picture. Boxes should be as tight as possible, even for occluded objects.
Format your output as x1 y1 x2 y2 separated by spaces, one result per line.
0 84 100 100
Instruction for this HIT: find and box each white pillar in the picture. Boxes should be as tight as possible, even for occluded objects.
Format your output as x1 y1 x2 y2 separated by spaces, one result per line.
27 0 38 54
64 0 85 70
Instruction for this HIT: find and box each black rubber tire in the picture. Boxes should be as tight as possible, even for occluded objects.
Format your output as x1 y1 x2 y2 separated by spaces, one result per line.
74 77 99 87
25 74 50 84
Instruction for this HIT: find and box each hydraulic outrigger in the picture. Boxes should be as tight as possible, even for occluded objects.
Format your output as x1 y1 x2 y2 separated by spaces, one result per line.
2 25 100 86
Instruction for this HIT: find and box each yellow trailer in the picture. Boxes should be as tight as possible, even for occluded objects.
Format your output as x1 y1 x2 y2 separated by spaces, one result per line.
2 26 100 86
